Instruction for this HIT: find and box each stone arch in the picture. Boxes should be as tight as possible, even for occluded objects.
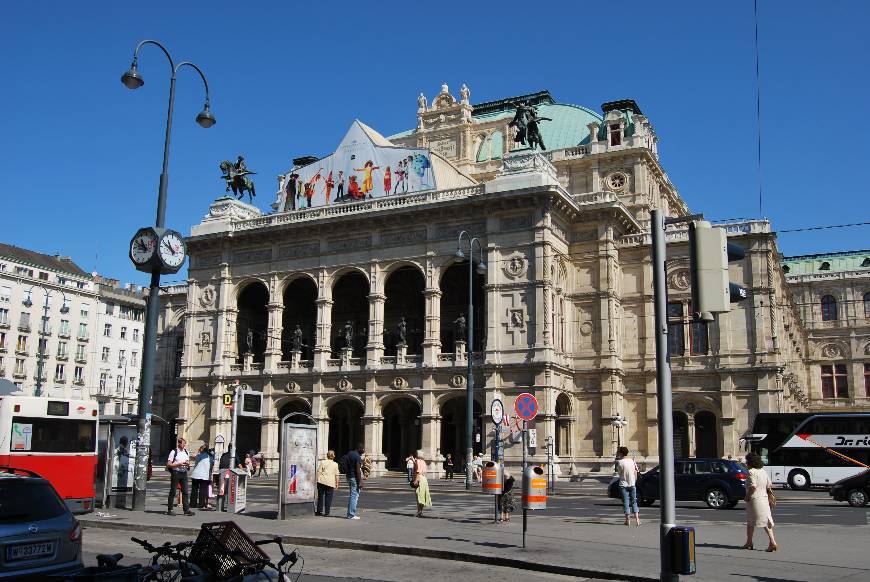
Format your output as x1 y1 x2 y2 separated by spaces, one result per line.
330 270 371 357
327 397 364 456
327 265 371 289
383 265 426 356
694 410 718 458
439 262 486 351
278 271 318 296
380 395 422 469
282 276 318 361
232 277 270 303
673 411 689 458
438 393 484 464
236 280 269 363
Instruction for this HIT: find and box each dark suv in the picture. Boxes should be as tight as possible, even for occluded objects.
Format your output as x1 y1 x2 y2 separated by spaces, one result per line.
0 467 82 578
609 458 748 509
829 470 869 507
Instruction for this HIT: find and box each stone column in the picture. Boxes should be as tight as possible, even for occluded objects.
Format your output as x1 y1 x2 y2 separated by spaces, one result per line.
420 392 439 474
264 301 283 372
213 265 234 374
366 292 386 367
687 415 697 458
363 392 383 474
422 288 442 364
314 298 333 370
312 392 329 459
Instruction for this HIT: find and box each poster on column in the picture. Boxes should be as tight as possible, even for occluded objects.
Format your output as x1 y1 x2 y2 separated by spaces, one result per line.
282 424 317 504
109 426 137 493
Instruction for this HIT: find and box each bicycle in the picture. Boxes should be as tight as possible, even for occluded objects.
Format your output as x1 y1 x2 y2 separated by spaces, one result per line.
48 543 206 582
130 537 207 581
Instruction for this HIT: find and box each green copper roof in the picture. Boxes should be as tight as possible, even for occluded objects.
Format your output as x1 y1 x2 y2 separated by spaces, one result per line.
781 249 870 275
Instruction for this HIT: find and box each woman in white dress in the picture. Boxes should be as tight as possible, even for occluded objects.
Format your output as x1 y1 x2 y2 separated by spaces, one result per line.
742 452 779 552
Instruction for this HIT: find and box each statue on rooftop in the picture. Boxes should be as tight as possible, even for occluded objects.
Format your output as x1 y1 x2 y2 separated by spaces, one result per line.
509 102 551 150
220 155 257 204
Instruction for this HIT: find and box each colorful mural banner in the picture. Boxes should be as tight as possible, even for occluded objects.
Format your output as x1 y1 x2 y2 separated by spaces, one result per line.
278 121 436 211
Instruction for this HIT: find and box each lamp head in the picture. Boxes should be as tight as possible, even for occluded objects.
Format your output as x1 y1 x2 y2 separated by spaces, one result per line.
476 261 487 274
121 61 144 90
60 304 70 315
22 297 33 309
196 102 216 128
454 248 465 261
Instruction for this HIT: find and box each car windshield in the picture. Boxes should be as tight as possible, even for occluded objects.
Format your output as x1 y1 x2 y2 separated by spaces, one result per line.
0 480 68 522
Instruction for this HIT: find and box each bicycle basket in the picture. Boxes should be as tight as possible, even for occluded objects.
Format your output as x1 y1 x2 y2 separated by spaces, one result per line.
188 521 268 578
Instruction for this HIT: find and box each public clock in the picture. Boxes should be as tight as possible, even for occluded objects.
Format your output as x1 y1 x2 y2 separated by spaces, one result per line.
158 230 187 273
129 227 158 270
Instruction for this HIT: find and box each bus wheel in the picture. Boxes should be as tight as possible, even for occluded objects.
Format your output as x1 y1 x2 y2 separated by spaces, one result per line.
788 469 811 490
847 488 868 507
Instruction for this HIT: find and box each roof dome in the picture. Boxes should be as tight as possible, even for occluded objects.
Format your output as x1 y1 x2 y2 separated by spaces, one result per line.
472 102 603 150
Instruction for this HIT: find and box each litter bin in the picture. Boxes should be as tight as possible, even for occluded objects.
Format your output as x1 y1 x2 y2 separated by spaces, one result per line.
670 525 696 575
481 462 503 495
225 468 248 514
522 465 547 509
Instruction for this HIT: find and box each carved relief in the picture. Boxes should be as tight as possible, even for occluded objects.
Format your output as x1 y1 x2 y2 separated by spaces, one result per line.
199 285 217 308
390 376 409 390
668 268 691 292
336 377 353 392
508 309 525 329
820 343 843 359
286 381 301 392
865 342 870 356
449 374 466 388
605 171 630 192
580 321 594 337
502 253 528 280
200 331 211 350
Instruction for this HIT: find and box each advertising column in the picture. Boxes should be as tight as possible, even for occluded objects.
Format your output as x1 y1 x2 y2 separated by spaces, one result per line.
280 422 317 518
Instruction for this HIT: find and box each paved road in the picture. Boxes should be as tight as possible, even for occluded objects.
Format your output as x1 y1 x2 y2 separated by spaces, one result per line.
153 472 867 527
82 527 608 582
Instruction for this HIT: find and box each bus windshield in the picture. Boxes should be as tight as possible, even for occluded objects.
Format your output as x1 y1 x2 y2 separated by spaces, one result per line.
11 416 96 453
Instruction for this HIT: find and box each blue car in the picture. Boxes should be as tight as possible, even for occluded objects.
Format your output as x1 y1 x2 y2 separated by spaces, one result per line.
609 458 749 509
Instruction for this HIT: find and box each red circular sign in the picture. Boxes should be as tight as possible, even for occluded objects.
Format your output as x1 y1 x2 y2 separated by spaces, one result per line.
514 392 538 421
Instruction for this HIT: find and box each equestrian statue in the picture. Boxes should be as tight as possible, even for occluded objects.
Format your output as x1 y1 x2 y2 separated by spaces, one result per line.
220 155 257 203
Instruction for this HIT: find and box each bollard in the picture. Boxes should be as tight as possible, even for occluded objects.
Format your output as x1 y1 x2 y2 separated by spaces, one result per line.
522 465 547 509
670 526 696 575
482 461 503 495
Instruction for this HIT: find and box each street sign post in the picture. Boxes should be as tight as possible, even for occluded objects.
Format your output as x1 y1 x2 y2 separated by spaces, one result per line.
514 392 539 549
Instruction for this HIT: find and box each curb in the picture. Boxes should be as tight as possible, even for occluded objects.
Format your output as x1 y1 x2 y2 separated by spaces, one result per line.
79 517 656 582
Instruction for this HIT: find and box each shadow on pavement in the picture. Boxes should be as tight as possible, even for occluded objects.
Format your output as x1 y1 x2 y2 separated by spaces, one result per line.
426 535 517 549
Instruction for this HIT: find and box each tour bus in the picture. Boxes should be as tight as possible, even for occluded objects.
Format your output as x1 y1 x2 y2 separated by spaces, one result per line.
742 412 870 489
0 395 99 513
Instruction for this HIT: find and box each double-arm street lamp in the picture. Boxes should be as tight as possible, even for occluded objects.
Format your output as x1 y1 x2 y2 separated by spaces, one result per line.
120 40 215 510
23 285 70 397
611 413 628 449
455 231 486 490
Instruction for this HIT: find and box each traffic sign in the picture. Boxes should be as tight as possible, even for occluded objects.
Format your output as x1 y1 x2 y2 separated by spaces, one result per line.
514 392 538 421
223 393 234 409
490 399 505 425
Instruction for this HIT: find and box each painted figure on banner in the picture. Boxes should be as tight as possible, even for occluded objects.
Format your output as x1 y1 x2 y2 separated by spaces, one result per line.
324 171 334 205
347 175 363 200
335 170 345 201
354 160 381 198
283 172 300 211
393 160 407 194
383 166 392 195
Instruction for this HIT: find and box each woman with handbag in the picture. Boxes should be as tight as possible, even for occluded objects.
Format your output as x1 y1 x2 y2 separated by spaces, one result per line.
615 446 641 526
411 450 432 517
743 452 779 552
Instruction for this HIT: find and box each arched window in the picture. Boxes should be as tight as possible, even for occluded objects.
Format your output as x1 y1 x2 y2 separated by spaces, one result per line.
475 134 490 162
819 261 831 271
821 295 838 321
864 291 870 318
782 265 790 273
490 131 504 160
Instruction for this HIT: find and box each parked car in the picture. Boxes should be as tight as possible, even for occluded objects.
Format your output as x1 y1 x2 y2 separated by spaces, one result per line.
0 467 82 578
608 458 748 509
829 469 870 507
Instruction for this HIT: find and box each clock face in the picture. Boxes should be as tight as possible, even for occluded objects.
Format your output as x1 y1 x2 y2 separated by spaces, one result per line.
159 232 186 269
130 230 157 265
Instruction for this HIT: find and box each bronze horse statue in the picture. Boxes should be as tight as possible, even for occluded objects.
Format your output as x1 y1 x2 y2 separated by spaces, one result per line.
220 160 256 203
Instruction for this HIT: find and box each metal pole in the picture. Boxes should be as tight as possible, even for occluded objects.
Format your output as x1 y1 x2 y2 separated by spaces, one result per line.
465 245 474 491
652 208 678 582
35 293 49 397
132 68 176 511
522 419 527 549
493 423 499 523
230 384 240 470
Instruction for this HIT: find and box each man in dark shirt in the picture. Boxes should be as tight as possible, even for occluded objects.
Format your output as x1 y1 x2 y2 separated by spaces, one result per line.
345 443 365 519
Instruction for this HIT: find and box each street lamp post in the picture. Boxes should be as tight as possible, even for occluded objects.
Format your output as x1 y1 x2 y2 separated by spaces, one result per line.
611 413 628 450
119 356 129 414
120 40 215 511
455 231 486 491
23 285 70 397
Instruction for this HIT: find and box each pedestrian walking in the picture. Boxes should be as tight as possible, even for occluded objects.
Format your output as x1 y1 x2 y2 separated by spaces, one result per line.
412 450 432 517
256 451 269 477
444 453 455 480
405 454 415 483
742 452 779 552
165 437 195 516
344 443 365 519
189 445 211 509
498 469 516 522
250 452 259 476
615 446 640 526
244 453 254 476
316 450 340 516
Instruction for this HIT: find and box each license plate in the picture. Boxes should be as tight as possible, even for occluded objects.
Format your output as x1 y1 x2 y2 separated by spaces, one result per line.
6 541 55 561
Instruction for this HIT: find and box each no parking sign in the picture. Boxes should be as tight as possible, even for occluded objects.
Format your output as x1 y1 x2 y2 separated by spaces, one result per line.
514 392 538 421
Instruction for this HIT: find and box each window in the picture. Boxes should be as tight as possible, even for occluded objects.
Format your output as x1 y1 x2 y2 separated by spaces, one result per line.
173 335 184 378
9 416 95 452
0 331 5 350
821 295 838 321
114 403 121 415
131 351 137 367
0 308 8 325
99 372 108 390
77 322 88 338
118 349 126 366
865 363 870 397
57 341 67 358
38 338 47 354
120 305 130 319
19 312 30 330
667 302 685 356
80 303 89 318
862 258 870 268
75 343 86 361
105 302 115 316
116 375 123 390
38 272 48 281
132 329 139 342
782 265 790 273
132 309 143 322
54 363 65 381
120 326 127 340
16 335 27 353
76 281 86 290
103 323 112 337
14 359 25 375
0 286 10 303
59 319 70 336
609 124 621 146
40 316 50 334
821 364 849 398
127 403 134 414
101 347 110 362
819 261 831 271
129 376 137 391
864 292 870 318
74 366 84 383
690 320 709 355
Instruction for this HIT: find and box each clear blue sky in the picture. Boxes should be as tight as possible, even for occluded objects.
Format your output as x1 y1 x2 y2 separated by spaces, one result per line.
2 1 867 286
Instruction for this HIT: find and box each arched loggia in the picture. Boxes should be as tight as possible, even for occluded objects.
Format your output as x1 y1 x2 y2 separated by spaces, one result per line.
236 282 269 363
439 263 485 352
383 266 425 356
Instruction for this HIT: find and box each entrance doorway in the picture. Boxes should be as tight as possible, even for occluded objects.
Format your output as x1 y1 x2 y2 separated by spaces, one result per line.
673 411 689 459
440 397 483 469
328 399 363 456
381 398 421 469
694 411 718 458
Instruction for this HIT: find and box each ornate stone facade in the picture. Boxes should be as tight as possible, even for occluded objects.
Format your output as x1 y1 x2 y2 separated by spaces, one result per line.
156 87 811 475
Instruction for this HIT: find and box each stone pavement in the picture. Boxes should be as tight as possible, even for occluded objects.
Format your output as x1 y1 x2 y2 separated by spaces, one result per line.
83 477 870 582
